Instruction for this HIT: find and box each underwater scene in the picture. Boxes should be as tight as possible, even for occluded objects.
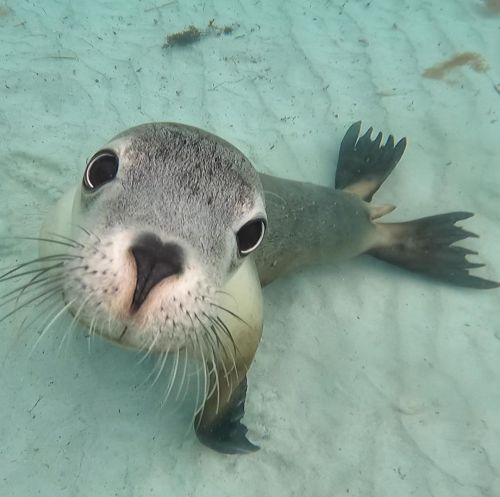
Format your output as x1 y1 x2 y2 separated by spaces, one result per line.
1 0 499 495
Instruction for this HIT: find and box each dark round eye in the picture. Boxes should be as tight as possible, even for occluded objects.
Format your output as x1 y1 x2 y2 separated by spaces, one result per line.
83 150 119 190
236 219 266 256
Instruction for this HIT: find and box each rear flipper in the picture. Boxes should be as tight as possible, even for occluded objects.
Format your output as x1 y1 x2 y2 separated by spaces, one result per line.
369 212 499 289
336 121 407 201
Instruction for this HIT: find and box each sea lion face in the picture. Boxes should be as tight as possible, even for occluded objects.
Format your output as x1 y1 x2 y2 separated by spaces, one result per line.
59 123 266 352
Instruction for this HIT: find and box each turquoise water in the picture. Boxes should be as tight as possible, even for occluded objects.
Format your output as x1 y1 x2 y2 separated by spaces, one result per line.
1 1 499 495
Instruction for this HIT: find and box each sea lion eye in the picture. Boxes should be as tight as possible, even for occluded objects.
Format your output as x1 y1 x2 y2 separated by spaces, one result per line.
83 150 119 190
236 219 266 256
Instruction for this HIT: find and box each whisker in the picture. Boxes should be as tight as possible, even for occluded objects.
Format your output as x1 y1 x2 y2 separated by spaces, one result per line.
180 311 206 412
195 313 232 397
0 278 63 310
20 294 62 335
137 327 162 364
203 354 218 403
184 334 201 435
0 254 81 282
15 275 65 308
193 329 210 430
175 345 190 402
213 289 239 308
0 263 64 284
73 224 101 243
206 340 221 415
31 298 77 353
46 231 85 248
150 346 170 388
27 298 67 345
205 313 240 363
107 307 114 341
0 271 63 301
11 236 81 249
176 327 192 401
205 313 236 359
208 301 250 328
86 312 100 353
0 286 62 323
62 294 93 350
187 332 202 417
207 317 238 386
161 347 180 407
213 289 232 298
196 321 219 405
138 345 166 389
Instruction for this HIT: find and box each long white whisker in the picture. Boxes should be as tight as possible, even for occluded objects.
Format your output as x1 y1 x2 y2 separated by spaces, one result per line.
19 294 62 337
31 298 77 354
210 326 233 401
45 231 86 248
195 313 226 408
192 328 210 429
190 336 202 427
60 294 93 352
0 286 62 323
14 275 65 307
0 254 81 282
137 326 161 364
0 278 62 309
12 236 81 249
73 224 101 245
175 345 189 402
150 347 170 388
213 316 239 380
161 347 180 407
86 312 100 353
207 301 250 328
207 340 221 415
0 263 63 285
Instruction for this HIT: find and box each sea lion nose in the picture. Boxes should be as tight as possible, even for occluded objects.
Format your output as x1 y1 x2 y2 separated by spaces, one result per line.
130 233 184 312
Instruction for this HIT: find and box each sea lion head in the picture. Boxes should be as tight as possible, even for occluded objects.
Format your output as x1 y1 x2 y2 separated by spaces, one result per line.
53 123 266 352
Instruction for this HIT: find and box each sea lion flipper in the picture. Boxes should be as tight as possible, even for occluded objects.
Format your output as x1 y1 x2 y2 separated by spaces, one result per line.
369 212 499 289
335 122 407 201
195 376 259 454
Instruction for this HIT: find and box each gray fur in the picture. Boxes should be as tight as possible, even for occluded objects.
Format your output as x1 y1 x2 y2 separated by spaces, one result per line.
255 173 374 286
80 123 266 285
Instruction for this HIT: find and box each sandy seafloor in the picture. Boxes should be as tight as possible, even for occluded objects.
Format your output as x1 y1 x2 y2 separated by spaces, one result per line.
0 0 499 496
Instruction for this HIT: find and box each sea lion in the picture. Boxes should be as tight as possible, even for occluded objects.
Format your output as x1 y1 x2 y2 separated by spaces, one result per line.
1 121 497 454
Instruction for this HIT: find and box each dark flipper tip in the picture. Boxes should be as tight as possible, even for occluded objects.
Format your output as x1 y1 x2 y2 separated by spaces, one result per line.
196 419 260 455
335 121 407 201
339 121 362 157
370 212 499 290
195 376 259 455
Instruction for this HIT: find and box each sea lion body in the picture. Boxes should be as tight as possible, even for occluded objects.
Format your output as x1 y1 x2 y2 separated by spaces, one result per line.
256 174 376 286
21 121 497 454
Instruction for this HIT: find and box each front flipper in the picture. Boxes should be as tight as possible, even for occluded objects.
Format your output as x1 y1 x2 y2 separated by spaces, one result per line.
195 376 259 454
193 258 263 454
335 121 407 201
